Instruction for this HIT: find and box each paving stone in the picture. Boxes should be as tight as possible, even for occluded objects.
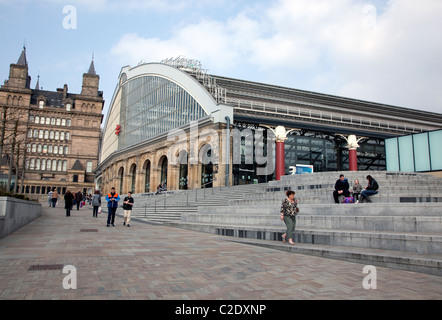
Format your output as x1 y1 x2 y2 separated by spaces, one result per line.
0 203 441 300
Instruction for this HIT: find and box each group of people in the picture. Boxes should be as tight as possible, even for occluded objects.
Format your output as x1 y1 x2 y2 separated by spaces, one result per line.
333 174 379 204
105 187 134 227
50 187 134 228
279 173 380 246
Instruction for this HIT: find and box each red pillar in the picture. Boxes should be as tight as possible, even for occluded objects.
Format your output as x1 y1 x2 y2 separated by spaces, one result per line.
349 149 358 171
276 141 285 180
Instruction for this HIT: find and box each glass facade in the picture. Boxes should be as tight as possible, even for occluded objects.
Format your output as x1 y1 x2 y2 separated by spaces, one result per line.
118 75 208 149
232 122 386 185
386 130 442 172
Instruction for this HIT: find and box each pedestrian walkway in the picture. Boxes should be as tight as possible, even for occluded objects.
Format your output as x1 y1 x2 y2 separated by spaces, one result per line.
0 202 441 300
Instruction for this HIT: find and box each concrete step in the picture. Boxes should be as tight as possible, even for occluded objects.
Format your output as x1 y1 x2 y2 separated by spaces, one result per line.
222 237 442 276
166 221 442 254
195 203 442 216
181 213 442 233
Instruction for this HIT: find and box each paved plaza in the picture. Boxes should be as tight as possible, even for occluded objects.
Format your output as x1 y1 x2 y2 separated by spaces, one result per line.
1 203 441 300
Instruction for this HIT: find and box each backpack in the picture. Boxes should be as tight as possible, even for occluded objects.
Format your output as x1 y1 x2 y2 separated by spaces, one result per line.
342 197 355 204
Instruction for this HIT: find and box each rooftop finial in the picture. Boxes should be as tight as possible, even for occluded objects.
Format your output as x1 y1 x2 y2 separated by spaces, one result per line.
87 53 96 75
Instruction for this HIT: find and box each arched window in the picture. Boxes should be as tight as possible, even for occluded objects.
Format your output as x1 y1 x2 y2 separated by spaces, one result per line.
160 156 168 185
118 167 124 194
130 164 136 193
144 160 151 193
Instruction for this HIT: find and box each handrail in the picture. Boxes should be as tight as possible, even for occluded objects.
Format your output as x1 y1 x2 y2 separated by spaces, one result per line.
147 173 232 216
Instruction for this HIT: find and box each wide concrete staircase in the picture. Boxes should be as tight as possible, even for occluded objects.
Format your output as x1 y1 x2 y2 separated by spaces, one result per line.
165 171 442 276
116 184 265 224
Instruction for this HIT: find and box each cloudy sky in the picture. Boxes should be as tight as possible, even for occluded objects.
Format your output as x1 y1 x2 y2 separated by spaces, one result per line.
1 0 441 122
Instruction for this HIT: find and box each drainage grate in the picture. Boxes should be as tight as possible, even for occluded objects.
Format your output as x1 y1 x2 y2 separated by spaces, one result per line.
28 264 64 271
80 229 99 232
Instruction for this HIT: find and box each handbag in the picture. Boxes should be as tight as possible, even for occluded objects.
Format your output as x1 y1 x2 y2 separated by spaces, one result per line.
98 207 102 214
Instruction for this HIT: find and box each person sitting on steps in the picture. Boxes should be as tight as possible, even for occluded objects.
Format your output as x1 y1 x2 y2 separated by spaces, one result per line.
360 175 379 203
333 174 350 204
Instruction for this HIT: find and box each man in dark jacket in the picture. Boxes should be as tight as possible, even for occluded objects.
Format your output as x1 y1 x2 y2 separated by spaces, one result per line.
75 191 83 210
333 174 350 203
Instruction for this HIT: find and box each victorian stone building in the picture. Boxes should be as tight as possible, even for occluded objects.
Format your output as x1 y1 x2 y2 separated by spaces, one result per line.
96 58 442 195
0 47 104 199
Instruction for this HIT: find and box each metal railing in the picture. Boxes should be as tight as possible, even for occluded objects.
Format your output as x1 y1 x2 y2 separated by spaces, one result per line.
142 174 232 217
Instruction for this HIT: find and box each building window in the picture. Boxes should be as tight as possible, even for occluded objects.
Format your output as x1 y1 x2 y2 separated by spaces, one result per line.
65 132 70 140
35 116 40 124
39 130 44 139
43 145 48 154
64 146 69 154
46 117 50 125
41 159 46 171
56 118 61 126
39 101 44 109
86 161 93 173
73 175 78 183
33 129 38 138
55 131 60 140
53 146 58 154
66 103 71 111
44 130 49 140
62 160 67 171
40 116 45 124
67 119 71 126
31 144 37 153
49 131 54 140
37 144 42 153
60 132 65 140
62 119 66 126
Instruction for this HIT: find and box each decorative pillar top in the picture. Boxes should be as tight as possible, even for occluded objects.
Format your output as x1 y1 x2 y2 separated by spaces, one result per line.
263 125 298 143
339 134 365 150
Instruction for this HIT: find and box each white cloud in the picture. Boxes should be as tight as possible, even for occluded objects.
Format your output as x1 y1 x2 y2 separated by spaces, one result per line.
110 0 442 113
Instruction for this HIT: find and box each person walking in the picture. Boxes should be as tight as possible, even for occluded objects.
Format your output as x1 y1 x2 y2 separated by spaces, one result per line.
333 174 350 204
75 191 83 210
360 175 379 203
105 187 120 227
280 190 298 245
47 189 53 207
64 190 74 217
51 188 58 208
92 190 101 218
122 191 134 227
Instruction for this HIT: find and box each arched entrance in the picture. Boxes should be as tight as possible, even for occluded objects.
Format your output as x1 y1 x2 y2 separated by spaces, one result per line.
178 150 188 190
159 156 168 186
118 167 124 194
200 145 213 188
130 164 136 193
144 160 151 192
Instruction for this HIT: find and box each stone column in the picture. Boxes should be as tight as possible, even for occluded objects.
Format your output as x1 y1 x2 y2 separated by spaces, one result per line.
341 134 363 172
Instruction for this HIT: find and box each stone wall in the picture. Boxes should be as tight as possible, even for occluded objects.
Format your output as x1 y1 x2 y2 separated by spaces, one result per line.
0 197 41 239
